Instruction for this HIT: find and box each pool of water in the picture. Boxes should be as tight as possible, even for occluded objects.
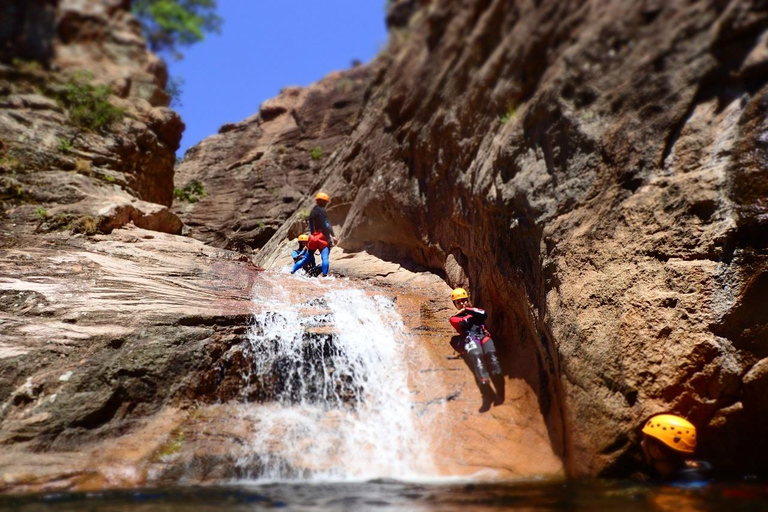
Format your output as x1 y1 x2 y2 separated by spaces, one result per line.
2 480 767 512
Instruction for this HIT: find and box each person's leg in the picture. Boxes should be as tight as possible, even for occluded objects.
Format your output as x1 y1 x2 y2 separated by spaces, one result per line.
462 339 496 412
303 251 317 274
481 338 505 405
291 249 313 274
320 246 330 276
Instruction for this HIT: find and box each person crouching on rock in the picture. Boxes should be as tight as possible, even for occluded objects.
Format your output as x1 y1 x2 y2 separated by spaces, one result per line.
641 414 711 485
292 192 337 277
292 234 321 277
449 287 505 413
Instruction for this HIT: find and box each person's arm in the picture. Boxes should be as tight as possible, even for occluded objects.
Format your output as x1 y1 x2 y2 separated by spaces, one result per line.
449 312 468 333
464 307 487 324
450 308 487 331
319 208 336 245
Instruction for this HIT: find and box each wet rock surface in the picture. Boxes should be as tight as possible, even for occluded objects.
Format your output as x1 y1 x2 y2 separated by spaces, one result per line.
253 0 768 476
1 239 560 491
1 0 767 494
0 226 262 492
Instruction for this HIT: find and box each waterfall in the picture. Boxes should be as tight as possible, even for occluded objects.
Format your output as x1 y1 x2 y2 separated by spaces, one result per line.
236 276 435 482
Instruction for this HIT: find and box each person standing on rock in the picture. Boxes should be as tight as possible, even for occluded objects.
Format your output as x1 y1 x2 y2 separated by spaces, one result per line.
640 414 711 485
292 192 337 277
292 234 321 277
449 288 505 413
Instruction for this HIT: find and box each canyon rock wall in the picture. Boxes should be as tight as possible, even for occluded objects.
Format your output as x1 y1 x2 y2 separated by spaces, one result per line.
0 0 201 491
253 0 768 476
172 66 371 251
2 0 767 486
1 0 182 237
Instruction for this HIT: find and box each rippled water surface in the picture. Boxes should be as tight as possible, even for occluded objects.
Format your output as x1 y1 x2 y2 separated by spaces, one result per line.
3 480 768 512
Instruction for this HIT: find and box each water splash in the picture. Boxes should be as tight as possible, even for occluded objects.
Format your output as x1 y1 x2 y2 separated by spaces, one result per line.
237 282 434 481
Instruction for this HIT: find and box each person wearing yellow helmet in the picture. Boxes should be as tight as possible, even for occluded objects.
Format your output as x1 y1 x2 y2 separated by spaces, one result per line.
448 287 505 413
291 234 321 277
641 414 711 484
292 192 338 277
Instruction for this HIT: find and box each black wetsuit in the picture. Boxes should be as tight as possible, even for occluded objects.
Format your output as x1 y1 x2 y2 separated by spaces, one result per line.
664 460 712 487
449 307 505 409
293 205 336 276
309 205 335 246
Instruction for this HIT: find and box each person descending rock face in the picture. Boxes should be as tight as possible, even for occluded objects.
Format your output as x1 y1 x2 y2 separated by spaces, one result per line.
641 414 711 486
448 288 505 413
291 234 321 277
292 192 338 277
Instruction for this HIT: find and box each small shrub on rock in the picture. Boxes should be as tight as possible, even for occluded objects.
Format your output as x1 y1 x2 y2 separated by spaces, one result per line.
75 159 92 175
11 58 43 73
500 102 519 124
0 153 22 172
58 137 73 154
59 72 124 133
70 215 100 235
174 179 206 203
36 213 101 235
310 146 323 160
0 177 24 199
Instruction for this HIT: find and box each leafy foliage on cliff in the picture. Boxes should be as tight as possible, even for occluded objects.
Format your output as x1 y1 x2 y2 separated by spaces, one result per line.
132 0 222 59
59 72 124 133
174 179 206 203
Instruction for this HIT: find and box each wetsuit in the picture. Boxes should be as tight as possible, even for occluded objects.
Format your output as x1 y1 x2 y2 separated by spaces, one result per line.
449 306 504 409
292 247 321 277
663 460 712 488
292 204 335 276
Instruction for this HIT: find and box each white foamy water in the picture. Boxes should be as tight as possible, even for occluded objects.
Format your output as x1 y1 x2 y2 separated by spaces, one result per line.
237 279 435 482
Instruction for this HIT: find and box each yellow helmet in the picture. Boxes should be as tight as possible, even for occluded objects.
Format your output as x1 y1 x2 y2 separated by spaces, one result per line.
450 288 469 301
642 414 696 454
298 234 309 242
316 192 330 202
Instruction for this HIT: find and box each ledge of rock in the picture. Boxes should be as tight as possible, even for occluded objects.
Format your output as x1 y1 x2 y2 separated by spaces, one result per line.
0 225 263 492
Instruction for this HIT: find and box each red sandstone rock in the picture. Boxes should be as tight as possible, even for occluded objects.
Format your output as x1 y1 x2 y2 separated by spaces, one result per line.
2 0 767 487
172 67 371 251
253 0 768 476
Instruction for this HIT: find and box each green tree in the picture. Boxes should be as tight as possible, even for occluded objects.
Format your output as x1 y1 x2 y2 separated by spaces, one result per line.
132 0 222 59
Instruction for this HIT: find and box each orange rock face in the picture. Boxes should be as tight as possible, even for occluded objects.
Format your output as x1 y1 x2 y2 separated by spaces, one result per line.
173 67 371 251
3 0 768 489
1 0 183 237
254 0 768 476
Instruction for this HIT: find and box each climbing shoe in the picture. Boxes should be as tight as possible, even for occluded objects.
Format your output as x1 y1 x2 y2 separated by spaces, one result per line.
492 375 505 406
479 382 496 413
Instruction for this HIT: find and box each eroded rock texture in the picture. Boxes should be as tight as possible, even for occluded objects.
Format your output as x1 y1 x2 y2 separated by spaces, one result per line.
0 227 265 492
173 66 371 251
0 0 183 236
255 0 768 475
0 0 201 491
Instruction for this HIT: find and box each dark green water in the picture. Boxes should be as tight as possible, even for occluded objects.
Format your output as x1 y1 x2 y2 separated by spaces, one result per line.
1 480 767 512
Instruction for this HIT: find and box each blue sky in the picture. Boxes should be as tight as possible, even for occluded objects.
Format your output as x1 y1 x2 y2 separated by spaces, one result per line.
166 2 390 157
